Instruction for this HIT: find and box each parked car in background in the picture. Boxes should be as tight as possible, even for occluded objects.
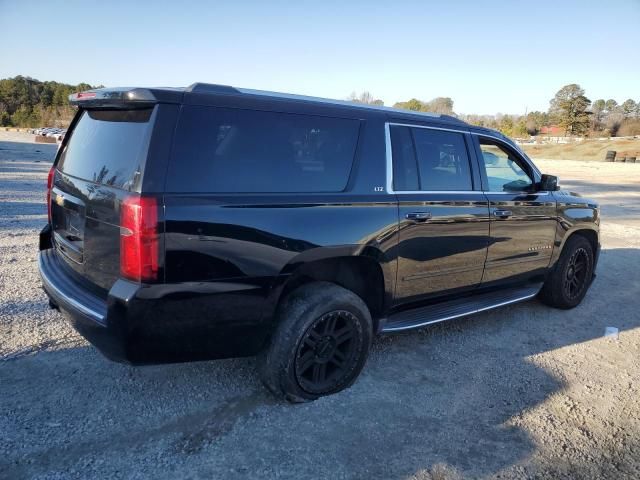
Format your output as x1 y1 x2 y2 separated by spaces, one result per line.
47 129 66 140
39 84 601 402
31 128 66 143
33 127 67 138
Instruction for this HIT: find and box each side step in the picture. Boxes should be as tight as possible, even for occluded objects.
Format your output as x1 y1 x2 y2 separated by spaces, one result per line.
381 284 542 333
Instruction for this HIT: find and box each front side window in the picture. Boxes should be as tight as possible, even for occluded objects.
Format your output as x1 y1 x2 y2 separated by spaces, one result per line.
166 106 360 193
479 139 533 192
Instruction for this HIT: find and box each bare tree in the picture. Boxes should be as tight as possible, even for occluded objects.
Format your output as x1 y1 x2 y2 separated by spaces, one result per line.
347 91 384 106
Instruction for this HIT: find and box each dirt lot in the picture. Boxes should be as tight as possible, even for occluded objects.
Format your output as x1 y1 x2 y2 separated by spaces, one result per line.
1 132 639 479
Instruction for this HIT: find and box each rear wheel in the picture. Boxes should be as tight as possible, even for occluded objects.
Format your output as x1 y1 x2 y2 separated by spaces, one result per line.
539 235 594 309
259 282 373 402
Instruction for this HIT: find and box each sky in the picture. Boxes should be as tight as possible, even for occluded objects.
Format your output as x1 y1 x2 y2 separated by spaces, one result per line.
0 0 638 115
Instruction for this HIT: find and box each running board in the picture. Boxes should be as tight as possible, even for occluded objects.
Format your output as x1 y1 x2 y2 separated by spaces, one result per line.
381 284 542 333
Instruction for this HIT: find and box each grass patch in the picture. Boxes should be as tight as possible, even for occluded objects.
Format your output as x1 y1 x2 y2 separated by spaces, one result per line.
522 139 640 161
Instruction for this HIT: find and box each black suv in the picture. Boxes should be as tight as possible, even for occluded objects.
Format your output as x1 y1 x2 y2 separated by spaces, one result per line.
39 84 600 401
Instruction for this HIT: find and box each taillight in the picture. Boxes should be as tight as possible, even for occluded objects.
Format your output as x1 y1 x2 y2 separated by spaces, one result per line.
73 92 97 100
46 166 55 224
120 196 159 282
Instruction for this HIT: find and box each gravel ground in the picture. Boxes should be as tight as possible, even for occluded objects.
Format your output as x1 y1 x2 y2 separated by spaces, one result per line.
1 132 639 479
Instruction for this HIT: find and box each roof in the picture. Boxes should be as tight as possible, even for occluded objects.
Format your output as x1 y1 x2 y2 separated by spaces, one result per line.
68 81 523 161
185 82 467 127
70 82 468 128
68 82 514 143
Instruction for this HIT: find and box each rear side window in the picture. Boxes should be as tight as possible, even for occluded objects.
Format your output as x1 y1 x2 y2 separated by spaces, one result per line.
411 128 472 191
166 106 360 193
390 125 472 192
57 109 154 191
390 125 419 191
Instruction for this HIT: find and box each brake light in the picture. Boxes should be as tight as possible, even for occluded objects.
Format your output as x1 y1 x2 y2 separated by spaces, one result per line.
120 196 159 282
74 92 97 100
46 166 55 224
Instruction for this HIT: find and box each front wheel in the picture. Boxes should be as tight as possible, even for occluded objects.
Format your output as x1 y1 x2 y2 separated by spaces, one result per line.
259 282 373 402
539 235 594 309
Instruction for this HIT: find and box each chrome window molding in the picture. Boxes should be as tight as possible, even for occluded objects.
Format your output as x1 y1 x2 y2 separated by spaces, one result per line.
385 122 394 193
392 190 549 196
385 122 474 194
482 185 548 196
387 121 470 135
393 190 484 195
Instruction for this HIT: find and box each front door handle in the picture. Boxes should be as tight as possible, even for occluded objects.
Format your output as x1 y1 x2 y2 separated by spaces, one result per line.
406 212 432 222
493 209 513 218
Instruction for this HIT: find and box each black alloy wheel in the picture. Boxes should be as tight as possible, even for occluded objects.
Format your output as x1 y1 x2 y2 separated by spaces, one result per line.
539 234 594 309
563 246 589 300
259 281 373 402
294 310 361 395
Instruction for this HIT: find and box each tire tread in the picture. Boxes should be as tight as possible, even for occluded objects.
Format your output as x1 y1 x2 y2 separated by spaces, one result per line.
539 235 594 309
258 281 372 402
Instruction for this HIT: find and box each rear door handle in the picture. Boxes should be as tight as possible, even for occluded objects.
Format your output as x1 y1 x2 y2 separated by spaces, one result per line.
405 212 432 222
493 209 513 218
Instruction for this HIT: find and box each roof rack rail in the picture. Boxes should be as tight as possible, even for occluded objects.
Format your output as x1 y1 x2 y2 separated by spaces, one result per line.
439 114 463 123
184 82 467 125
186 83 240 95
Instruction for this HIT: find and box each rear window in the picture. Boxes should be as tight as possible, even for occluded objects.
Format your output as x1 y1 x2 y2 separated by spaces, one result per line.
57 109 154 191
166 106 360 193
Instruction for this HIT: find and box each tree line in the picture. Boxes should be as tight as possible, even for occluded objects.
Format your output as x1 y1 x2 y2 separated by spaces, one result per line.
2 76 638 138
349 84 640 137
0 76 101 127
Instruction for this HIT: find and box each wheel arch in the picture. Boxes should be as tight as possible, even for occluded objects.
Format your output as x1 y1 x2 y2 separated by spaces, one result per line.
571 229 598 253
268 246 393 332
551 226 600 270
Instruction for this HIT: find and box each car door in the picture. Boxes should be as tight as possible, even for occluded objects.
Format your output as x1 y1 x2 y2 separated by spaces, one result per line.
389 123 491 305
473 134 557 286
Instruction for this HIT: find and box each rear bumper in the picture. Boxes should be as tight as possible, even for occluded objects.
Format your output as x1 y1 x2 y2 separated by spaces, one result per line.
38 248 273 364
39 248 107 325
39 249 129 362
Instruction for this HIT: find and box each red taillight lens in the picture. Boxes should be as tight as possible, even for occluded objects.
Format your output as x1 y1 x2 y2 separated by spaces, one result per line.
46 166 55 224
74 92 97 100
120 196 159 282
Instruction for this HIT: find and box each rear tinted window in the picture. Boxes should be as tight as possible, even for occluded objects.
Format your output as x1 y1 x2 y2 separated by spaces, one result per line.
166 106 360 193
390 125 419 191
412 128 472 191
390 125 473 191
57 109 154 191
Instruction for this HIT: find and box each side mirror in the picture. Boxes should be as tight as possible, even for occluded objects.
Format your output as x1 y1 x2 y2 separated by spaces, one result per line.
539 174 560 191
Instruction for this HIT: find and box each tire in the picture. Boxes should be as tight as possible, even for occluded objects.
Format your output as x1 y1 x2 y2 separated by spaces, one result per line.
258 281 373 402
539 235 594 309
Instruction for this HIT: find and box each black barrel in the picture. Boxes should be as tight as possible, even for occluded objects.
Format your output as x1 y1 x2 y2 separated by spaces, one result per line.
605 150 616 162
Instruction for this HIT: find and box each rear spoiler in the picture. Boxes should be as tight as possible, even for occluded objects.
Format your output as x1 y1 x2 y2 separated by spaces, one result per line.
69 87 182 108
